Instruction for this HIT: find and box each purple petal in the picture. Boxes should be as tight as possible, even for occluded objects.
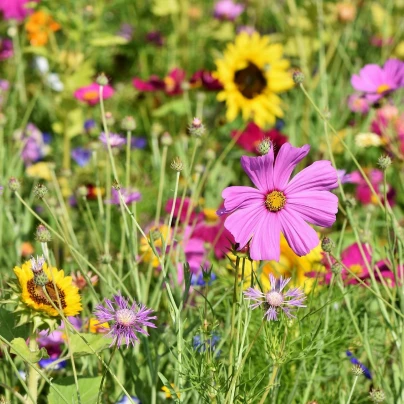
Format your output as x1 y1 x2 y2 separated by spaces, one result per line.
222 186 264 213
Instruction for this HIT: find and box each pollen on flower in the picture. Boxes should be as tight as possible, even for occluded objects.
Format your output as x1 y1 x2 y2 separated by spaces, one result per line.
83 90 99 101
265 191 286 212
376 84 390 94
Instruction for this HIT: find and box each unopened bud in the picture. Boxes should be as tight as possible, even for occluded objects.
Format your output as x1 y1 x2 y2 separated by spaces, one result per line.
150 230 161 241
161 132 173 146
369 388 385 403
351 364 364 376
96 72 109 86
170 157 183 172
321 237 335 253
121 116 136 131
105 111 115 126
33 184 48 199
35 224 52 243
257 138 272 155
331 263 342 275
205 149 216 160
292 70 305 84
377 155 392 170
100 253 112 265
34 272 49 286
8 177 21 192
189 117 205 137
77 186 89 198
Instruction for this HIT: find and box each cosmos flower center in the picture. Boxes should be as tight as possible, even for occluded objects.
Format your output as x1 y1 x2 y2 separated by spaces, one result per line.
234 62 267 99
164 76 176 92
203 208 219 223
265 191 286 212
116 308 137 327
377 84 390 94
349 264 363 275
266 291 284 307
83 90 99 101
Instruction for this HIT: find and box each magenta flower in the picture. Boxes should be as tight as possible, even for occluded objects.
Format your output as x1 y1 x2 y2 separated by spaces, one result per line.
219 143 338 261
133 68 186 96
108 188 142 205
74 83 114 106
0 38 13 60
94 294 157 348
0 0 37 21
244 274 306 321
214 0 244 21
190 70 223 91
99 132 126 148
347 94 370 114
351 59 404 103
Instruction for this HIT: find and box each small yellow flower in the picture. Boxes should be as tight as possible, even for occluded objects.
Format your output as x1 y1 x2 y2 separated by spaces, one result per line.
87 318 109 334
14 260 82 317
355 133 382 148
139 225 171 268
26 162 54 181
162 384 181 399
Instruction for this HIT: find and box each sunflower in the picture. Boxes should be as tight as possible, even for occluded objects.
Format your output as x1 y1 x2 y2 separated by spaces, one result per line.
14 260 82 317
214 32 294 128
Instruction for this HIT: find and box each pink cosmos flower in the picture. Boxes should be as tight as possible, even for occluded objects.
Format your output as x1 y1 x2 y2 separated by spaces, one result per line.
231 122 288 155
74 83 114 106
165 197 203 224
351 59 404 103
214 0 244 21
133 68 185 96
218 143 338 261
0 0 37 21
347 94 370 114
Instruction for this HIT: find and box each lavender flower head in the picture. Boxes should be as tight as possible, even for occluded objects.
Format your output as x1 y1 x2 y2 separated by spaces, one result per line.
94 294 157 348
99 132 126 149
244 274 306 321
108 187 142 205
214 0 244 21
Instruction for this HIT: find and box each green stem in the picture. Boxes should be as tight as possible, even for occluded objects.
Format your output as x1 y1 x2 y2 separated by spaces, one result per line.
258 365 279 404
27 335 39 404
346 376 358 404
98 342 118 404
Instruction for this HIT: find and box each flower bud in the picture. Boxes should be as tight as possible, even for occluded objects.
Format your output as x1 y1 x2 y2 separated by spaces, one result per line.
331 263 342 275
35 224 52 243
377 155 392 170
170 157 183 172
161 132 173 146
33 184 48 199
256 138 272 155
194 164 205 174
77 185 89 198
34 272 49 286
345 194 357 208
321 237 335 253
105 112 115 126
121 116 136 131
100 253 112 265
8 177 21 192
96 72 109 86
205 149 216 160
292 70 305 84
369 388 385 403
189 117 205 137
351 364 364 376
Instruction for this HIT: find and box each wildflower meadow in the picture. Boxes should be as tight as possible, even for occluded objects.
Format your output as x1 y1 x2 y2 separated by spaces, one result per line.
1 0 404 403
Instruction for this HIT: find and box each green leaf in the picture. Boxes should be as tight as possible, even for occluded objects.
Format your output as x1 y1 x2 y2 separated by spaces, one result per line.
0 308 29 342
10 338 49 363
47 376 102 404
211 22 235 42
70 333 112 356
152 0 179 16
89 35 129 47
152 99 188 118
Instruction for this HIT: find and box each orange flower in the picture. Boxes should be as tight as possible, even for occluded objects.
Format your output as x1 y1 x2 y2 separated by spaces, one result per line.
26 11 60 46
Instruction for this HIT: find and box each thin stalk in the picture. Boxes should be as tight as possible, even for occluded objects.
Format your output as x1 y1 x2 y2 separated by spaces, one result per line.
27 334 39 404
155 145 168 226
346 376 358 404
98 342 118 403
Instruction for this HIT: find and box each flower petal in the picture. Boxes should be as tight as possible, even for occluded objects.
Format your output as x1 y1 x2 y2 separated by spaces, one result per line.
240 149 275 192
249 212 281 261
285 191 338 227
272 143 310 190
222 186 264 213
278 209 320 256
285 161 338 194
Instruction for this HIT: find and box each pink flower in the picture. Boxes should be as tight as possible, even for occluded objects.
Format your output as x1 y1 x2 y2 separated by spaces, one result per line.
190 70 223 91
219 143 338 261
214 0 244 21
347 94 370 114
99 132 126 148
231 122 288 155
0 38 13 60
0 0 37 21
133 68 185 96
351 59 404 103
74 83 114 106
165 197 203 223
108 188 142 205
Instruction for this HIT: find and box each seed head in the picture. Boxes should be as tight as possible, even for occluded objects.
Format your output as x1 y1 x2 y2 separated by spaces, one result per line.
170 157 183 172
8 177 21 192
35 224 52 243
369 388 385 403
257 138 272 155
351 364 364 376
161 132 173 146
121 116 136 131
321 237 335 253
96 72 109 86
377 155 392 171
189 117 205 137
292 70 305 84
331 263 342 275
33 184 48 199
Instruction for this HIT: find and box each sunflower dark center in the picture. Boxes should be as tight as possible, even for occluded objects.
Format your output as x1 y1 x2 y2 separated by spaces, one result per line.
234 62 267 99
27 279 67 309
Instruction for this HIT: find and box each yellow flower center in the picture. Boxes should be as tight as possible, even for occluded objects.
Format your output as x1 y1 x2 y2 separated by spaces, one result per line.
27 279 67 309
203 208 218 223
265 191 286 212
164 76 176 92
234 62 267 99
83 90 99 101
348 264 363 275
377 84 391 94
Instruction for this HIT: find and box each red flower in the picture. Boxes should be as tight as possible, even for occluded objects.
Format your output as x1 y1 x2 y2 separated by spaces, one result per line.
133 68 185 96
190 70 223 91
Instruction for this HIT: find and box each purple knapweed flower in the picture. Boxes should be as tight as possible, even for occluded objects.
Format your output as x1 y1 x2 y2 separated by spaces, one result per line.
94 294 157 348
214 0 244 21
108 188 142 205
218 142 338 261
71 147 92 167
99 132 126 148
244 274 306 321
351 59 404 103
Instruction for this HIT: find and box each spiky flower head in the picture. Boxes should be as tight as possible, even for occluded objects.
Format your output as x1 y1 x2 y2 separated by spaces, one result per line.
351 364 364 376
35 224 52 243
369 388 385 403
256 138 272 155
33 183 48 199
331 263 342 275
293 70 305 85
94 294 157 348
170 157 183 172
321 237 335 253
244 274 306 321
189 117 205 137
8 177 21 192
96 72 109 86
161 132 173 146
121 116 136 131
377 155 392 171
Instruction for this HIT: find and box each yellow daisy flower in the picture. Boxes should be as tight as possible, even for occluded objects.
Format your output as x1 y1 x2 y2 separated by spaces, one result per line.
214 32 294 128
14 260 82 317
139 225 171 268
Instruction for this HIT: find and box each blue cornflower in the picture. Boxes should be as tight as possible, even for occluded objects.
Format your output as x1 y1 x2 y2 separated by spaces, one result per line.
71 147 92 167
190 271 217 286
131 136 147 149
346 351 372 379
193 334 221 356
